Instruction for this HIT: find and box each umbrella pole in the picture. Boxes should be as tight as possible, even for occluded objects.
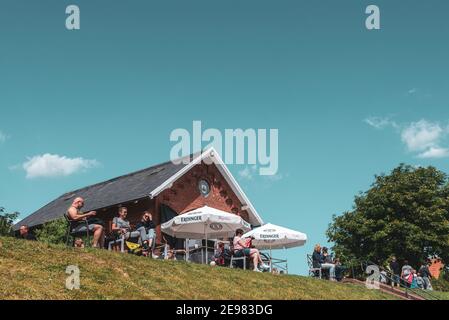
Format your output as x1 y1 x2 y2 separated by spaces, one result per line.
205 225 208 265
202 223 206 264
270 245 272 273
185 238 189 262
283 247 288 274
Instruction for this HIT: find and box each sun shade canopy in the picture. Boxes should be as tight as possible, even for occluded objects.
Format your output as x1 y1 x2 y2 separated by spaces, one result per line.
242 223 307 250
161 205 251 239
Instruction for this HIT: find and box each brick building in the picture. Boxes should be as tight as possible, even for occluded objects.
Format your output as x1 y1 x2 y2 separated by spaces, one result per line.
14 148 264 246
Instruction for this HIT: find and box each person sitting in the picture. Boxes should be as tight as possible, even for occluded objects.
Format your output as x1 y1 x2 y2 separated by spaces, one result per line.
135 211 157 255
321 247 337 281
67 197 105 248
334 257 346 281
162 244 186 260
311 244 322 276
233 229 269 272
74 238 85 248
165 248 177 260
212 242 226 266
18 225 37 241
111 207 149 246
312 245 336 281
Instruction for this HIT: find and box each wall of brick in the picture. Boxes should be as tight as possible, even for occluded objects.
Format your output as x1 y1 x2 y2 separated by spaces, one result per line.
159 163 249 221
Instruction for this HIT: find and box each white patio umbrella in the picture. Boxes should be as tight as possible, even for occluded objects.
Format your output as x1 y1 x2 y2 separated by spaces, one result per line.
161 205 252 263
242 223 307 271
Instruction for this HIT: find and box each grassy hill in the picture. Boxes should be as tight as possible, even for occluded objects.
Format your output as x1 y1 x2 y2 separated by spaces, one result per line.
0 236 398 300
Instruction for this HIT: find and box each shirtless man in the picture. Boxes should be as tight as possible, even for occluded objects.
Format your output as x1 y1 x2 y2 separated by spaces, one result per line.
67 197 105 248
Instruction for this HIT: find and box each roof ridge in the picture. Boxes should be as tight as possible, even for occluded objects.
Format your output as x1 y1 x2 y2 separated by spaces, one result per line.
60 152 198 197
61 161 170 197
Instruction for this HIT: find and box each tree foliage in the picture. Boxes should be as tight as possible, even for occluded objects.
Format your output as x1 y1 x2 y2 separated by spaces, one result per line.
327 164 449 268
0 207 19 237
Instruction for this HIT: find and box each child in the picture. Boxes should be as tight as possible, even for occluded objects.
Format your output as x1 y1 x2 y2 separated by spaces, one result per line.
410 269 419 289
416 272 424 289
213 242 226 266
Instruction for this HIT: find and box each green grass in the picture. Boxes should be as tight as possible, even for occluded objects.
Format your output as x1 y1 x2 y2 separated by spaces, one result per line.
429 291 449 300
0 236 398 300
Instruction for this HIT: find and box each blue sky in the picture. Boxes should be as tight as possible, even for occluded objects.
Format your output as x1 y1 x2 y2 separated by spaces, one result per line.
1 0 449 275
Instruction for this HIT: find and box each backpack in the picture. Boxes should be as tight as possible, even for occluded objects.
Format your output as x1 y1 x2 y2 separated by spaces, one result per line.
126 241 143 256
406 273 413 284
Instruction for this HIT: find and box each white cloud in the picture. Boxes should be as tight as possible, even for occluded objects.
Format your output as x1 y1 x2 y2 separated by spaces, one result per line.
408 88 417 95
0 130 9 143
364 117 397 130
401 120 444 152
366 117 449 159
22 153 100 179
417 147 449 159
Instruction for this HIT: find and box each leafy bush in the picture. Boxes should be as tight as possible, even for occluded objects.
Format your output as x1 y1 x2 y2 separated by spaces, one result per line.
34 218 67 244
0 207 19 237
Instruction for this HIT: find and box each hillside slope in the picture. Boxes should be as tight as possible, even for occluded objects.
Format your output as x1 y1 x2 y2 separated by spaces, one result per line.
0 237 396 300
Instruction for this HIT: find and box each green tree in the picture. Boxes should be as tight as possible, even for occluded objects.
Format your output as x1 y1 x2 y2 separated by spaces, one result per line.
0 207 19 237
327 164 449 268
34 218 67 244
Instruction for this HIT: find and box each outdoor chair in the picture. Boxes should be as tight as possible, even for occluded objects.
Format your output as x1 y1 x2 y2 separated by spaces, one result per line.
260 252 288 273
229 247 248 270
106 220 125 252
64 213 90 247
106 220 140 253
107 234 126 252
307 254 322 278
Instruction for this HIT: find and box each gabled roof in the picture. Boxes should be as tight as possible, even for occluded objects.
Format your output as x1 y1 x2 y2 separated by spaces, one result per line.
150 148 263 226
14 149 263 230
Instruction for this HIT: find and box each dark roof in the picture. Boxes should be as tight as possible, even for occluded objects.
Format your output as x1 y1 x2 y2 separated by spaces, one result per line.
14 154 195 230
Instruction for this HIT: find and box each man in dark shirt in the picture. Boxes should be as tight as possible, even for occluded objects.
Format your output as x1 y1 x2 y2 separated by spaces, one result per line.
135 211 156 231
135 211 157 256
418 261 433 290
18 225 37 241
312 246 322 269
389 256 401 287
